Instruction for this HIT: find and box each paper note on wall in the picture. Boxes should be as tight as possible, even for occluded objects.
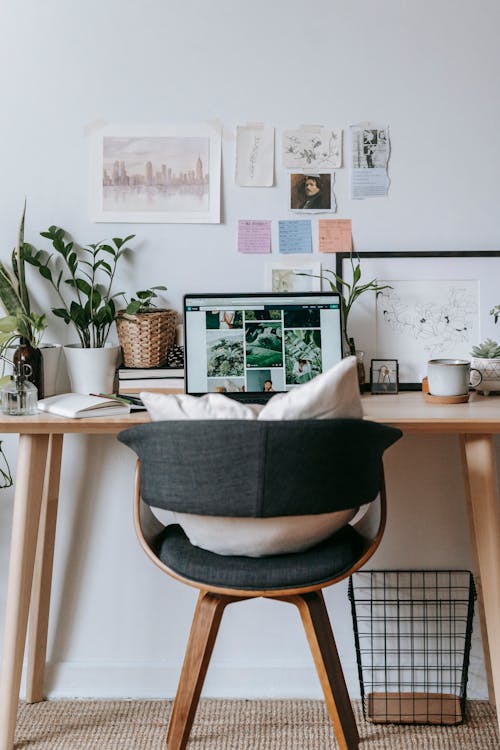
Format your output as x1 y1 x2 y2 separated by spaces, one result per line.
238 220 272 254
235 124 274 186
282 127 342 169
278 220 312 254
318 219 352 253
350 122 390 199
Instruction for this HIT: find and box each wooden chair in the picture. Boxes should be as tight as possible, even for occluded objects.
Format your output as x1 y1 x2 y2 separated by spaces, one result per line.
118 418 402 750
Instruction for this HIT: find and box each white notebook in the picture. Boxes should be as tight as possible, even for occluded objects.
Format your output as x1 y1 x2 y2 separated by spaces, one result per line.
37 393 131 419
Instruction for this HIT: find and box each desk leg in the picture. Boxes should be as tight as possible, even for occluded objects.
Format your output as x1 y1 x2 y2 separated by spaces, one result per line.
26 434 64 703
0 434 50 750
461 434 500 718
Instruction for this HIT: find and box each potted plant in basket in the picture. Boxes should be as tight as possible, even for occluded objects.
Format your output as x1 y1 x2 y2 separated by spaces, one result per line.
470 339 500 395
116 285 177 369
23 227 135 394
0 203 47 396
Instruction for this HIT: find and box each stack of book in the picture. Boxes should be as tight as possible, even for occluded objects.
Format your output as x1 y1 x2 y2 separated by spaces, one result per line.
118 365 185 395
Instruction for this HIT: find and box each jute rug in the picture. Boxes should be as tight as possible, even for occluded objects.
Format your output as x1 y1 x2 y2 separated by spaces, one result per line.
15 699 498 749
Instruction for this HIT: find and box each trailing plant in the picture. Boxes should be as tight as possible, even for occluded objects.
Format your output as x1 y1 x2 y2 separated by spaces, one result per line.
23 228 135 348
470 339 500 358
301 254 392 354
121 285 167 316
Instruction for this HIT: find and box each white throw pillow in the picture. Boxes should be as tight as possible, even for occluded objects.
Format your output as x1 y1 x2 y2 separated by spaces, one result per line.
141 391 262 421
140 356 362 557
258 355 362 420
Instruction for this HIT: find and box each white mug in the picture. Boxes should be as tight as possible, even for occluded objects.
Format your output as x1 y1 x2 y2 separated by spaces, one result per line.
427 359 482 397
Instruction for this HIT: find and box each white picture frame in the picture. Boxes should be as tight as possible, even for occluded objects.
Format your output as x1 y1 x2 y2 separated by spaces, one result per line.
265 261 321 293
336 251 500 388
90 123 221 223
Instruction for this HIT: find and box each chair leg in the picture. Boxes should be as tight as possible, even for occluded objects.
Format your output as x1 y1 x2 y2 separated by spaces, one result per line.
285 590 359 750
167 591 235 750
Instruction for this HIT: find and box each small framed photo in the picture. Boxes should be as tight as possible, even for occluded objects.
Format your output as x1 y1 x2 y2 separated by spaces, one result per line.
370 359 399 394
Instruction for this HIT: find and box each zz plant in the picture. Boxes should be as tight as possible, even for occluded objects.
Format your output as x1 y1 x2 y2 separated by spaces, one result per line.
23 228 135 348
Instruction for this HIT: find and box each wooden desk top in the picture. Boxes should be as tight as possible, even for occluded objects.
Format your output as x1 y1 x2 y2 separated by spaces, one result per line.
0 391 499 435
362 391 500 433
0 410 150 434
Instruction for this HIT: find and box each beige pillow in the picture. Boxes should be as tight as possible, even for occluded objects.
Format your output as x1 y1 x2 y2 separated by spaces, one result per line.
169 508 358 557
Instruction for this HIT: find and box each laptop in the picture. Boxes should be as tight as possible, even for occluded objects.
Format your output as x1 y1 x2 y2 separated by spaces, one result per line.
184 292 344 403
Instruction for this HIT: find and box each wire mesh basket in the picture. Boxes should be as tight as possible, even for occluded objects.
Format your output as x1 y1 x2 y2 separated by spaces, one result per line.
348 570 476 725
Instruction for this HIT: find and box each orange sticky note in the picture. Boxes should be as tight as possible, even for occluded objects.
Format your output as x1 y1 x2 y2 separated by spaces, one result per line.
318 219 352 253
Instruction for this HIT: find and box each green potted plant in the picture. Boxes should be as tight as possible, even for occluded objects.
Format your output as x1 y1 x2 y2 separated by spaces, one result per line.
470 338 500 395
317 255 391 354
23 227 135 394
301 254 391 385
0 204 47 395
116 285 177 368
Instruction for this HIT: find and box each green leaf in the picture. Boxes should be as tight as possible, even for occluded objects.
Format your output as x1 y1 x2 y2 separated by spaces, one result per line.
113 234 135 249
39 266 53 281
52 308 71 323
0 315 19 333
90 289 102 309
126 300 142 315
76 278 91 296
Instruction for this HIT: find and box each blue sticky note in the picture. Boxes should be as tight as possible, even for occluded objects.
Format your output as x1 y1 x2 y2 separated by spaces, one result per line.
279 220 312 254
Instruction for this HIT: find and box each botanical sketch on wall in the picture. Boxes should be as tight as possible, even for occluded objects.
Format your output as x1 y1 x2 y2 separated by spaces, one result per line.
376 279 479 361
282 127 342 169
90 124 221 223
338 250 500 387
235 124 274 186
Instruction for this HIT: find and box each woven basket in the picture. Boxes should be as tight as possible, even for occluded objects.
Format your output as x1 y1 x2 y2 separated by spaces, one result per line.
116 309 178 368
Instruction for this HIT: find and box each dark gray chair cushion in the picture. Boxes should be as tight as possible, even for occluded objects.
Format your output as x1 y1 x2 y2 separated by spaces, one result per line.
154 523 366 590
118 419 402 517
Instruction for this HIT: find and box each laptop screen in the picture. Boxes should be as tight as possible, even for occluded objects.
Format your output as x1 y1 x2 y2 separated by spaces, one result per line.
184 292 343 399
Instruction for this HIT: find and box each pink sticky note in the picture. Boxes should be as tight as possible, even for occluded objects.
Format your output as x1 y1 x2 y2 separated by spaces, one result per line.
319 219 352 253
238 220 272 254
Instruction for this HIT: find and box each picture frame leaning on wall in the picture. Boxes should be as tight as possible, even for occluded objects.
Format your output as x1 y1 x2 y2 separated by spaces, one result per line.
335 250 500 390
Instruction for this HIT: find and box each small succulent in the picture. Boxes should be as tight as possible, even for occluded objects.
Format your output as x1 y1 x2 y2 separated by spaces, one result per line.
471 339 500 358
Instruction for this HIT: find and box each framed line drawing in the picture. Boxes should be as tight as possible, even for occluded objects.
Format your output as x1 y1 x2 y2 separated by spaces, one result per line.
90 123 221 223
265 261 321 293
336 251 500 389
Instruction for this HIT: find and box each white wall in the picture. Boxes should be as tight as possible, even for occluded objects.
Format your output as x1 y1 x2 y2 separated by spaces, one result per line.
0 0 498 698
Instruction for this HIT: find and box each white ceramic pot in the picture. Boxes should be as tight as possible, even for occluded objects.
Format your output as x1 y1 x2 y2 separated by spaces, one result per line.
471 356 500 395
63 344 121 395
40 344 67 397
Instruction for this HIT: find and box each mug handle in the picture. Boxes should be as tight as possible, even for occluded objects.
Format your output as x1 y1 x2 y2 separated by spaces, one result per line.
470 368 483 387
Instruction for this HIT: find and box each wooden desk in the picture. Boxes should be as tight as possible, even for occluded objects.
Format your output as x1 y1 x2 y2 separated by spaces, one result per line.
0 395 499 749
0 412 149 750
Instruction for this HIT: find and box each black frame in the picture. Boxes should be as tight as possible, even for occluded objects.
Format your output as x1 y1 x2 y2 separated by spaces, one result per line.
335 251 500 390
370 358 399 394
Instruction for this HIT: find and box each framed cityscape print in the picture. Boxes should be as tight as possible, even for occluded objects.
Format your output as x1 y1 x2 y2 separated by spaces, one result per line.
336 251 500 389
90 123 221 223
